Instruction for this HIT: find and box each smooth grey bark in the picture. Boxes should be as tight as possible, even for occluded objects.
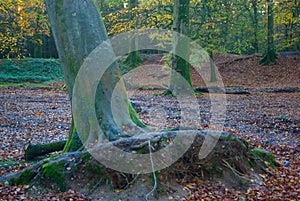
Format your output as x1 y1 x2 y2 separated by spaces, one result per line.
209 53 217 82
168 0 192 94
45 0 142 151
125 0 142 67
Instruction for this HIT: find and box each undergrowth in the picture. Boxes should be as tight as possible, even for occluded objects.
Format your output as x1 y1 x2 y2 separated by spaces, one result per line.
0 58 63 83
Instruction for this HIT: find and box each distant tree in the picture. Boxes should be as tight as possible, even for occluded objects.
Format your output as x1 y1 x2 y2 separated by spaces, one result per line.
274 0 300 51
260 0 277 65
0 0 49 58
251 0 259 53
125 0 142 67
167 0 192 94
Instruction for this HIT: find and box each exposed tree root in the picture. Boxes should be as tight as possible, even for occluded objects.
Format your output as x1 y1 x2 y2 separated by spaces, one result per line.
216 54 263 66
195 86 250 94
0 130 278 200
24 141 67 160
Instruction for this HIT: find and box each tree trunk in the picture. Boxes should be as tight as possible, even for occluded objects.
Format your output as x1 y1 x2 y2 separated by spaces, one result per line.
125 0 142 67
44 0 144 151
260 0 277 65
222 0 230 50
33 14 43 58
168 0 192 94
201 0 208 24
252 0 259 53
209 53 217 82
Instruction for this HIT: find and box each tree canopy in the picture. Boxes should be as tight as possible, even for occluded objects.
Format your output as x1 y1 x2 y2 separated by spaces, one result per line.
1 0 299 58
0 0 50 58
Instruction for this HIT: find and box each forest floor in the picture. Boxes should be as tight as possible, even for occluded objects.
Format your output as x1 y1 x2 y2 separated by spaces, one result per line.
0 54 299 200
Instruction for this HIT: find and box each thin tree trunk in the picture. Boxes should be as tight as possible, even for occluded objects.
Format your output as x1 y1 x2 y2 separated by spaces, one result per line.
168 0 192 94
210 53 217 82
260 0 277 65
222 0 230 49
125 0 142 67
201 0 208 24
252 0 259 53
33 15 42 58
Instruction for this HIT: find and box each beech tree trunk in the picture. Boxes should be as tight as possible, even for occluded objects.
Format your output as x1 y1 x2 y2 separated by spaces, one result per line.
260 0 277 65
169 0 192 92
125 0 142 67
252 0 259 53
44 0 144 151
209 53 217 82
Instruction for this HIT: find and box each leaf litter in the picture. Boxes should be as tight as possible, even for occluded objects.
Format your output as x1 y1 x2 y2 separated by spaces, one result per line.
0 54 299 200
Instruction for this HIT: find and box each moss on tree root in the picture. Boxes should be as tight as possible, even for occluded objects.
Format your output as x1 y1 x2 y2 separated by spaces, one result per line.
11 170 35 185
252 148 278 168
42 160 66 191
25 141 67 160
1 131 279 197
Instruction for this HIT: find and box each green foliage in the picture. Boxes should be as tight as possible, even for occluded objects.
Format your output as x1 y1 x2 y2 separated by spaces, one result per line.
0 58 63 83
274 0 300 51
0 0 50 58
103 5 173 36
103 0 299 55
1 0 299 58
0 83 48 88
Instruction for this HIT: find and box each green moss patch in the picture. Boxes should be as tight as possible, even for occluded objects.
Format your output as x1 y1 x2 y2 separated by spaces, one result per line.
252 148 277 169
86 162 104 175
42 160 66 191
11 170 35 185
129 103 147 128
0 159 20 168
81 152 92 161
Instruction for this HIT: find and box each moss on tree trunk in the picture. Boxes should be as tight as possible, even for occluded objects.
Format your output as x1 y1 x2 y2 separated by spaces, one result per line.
260 0 277 65
168 0 192 94
209 52 217 82
45 0 145 150
63 119 82 152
